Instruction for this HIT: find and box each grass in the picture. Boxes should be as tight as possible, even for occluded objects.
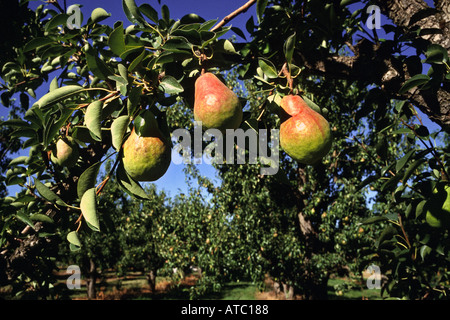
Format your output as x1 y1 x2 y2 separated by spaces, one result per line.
1 268 382 300
327 276 382 300
65 272 382 300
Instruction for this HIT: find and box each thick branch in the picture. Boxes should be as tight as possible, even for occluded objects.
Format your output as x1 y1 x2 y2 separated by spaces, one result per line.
372 0 450 51
295 0 450 132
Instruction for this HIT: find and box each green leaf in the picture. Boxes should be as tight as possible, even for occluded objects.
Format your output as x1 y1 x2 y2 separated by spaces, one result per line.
258 58 278 79
419 245 432 261
127 86 142 116
424 44 449 64
85 100 103 140
220 39 238 54
30 213 54 224
34 179 67 207
72 126 97 145
116 162 150 200
340 0 359 6
284 33 296 64
117 63 129 83
43 108 73 147
357 174 380 191
109 23 126 56
302 95 322 114
77 162 101 199
34 85 85 109
123 0 145 24
256 0 268 24
67 231 82 249
139 3 159 23
9 156 29 166
375 225 397 248
399 74 430 94
231 27 246 40
49 77 59 92
415 199 427 219
161 4 170 23
360 216 389 225
163 37 192 52
128 48 147 72
415 125 429 137
80 188 100 232
84 44 113 80
403 158 427 183
16 212 35 228
44 13 69 31
23 37 55 52
90 7 110 24
2 119 34 129
396 149 415 173
381 174 402 192
111 116 130 151
159 75 184 94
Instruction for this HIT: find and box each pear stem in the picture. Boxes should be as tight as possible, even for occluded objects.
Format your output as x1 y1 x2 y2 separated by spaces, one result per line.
280 63 294 93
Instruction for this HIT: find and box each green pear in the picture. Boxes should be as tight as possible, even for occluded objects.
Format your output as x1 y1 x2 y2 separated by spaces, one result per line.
122 111 171 182
425 182 450 228
194 72 243 132
51 136 79 167
279 95 332 165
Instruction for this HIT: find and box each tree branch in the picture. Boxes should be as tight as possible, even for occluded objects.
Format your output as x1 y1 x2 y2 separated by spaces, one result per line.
211 0 257 32
294 1 450 132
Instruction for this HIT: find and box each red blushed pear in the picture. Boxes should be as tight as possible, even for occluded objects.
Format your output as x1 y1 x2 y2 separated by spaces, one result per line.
194 72 243 132
280 95 332 165
122 111 171 182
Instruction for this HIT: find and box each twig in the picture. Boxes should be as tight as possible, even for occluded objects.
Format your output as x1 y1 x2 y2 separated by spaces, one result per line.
210 0 257 32
397 213 411 249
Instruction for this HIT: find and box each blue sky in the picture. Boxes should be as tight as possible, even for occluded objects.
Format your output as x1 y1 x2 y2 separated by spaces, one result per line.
1 0 442 197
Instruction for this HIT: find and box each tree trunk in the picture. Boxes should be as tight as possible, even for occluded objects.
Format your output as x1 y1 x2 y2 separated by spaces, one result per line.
148 268 157 293
304 273 329 300
272 281 281 297
86 258 97 300
282 282 295 300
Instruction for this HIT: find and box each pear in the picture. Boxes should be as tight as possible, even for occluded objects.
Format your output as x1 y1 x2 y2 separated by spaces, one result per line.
425 182 450 228
51 136 79 167
279 95 332 165
194 72 243 132
122 111 171 182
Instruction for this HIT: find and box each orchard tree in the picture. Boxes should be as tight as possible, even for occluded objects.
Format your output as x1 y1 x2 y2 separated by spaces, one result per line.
58 162 131 299
117 183 169 293
1 0 450 300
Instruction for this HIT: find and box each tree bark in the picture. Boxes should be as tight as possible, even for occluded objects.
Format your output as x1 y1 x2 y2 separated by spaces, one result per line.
282 282 295 300
148 268 157 293
86 258 97 300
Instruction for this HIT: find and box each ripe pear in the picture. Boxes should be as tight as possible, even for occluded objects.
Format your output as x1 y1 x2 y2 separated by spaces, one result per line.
122 111 171 182
194 72 243 132
51 136 79 167
425 182 450 228
279 95 332 165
